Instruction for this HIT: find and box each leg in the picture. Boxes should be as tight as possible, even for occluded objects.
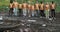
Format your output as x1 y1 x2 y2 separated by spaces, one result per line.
23 9 24 16
42 10 45 17
28 9 31 17
53 10 55 18
36 10 38 16
13 8 15 16
38 10 40 17
19 9 22 16
15 8 18 16
24 9 27 16
18 9 20 16
40 10 42 16
51 9 53 18
32 11 34 17
9 8 11 16
39 10 40 17
48 10 50 18
40 10 43 17
45 10 48 18
23 9 27 17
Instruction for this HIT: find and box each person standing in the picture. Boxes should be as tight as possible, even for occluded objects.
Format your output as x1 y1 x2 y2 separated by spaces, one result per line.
50 1 56 19
27 3 31 17
13 0 19 16
31 5 35 17
45 2 50 19
39 2 45 18
18 3 23 16
35 1 39 17
22 2 28 17
9 3 13 16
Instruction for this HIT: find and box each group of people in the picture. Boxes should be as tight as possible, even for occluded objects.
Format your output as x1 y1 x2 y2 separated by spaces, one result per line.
9 0 56 19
